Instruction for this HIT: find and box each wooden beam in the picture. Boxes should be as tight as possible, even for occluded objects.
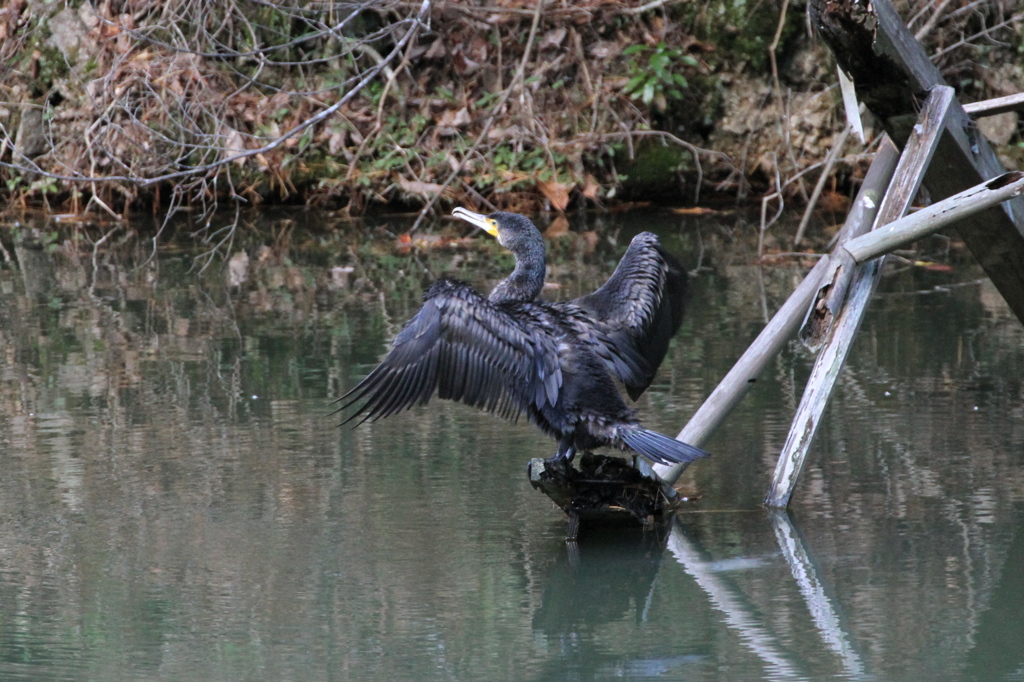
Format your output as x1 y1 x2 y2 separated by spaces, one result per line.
801 89 954 350
845 171 1024 264
765 87 949 508
653 140 900 486
765 259 883 507
809 0 1024 325
963 92 1024 118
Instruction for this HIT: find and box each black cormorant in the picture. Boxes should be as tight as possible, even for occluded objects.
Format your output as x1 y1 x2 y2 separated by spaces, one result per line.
335 208 709 467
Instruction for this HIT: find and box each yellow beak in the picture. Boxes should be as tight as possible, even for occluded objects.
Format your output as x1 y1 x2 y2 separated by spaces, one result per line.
453 207 499 237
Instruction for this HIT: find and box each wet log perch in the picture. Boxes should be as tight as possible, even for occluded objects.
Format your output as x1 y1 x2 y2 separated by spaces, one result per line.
529 454 679 539
810 0 1024 325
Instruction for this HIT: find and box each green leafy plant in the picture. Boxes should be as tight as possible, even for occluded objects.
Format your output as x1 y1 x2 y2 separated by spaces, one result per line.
622 42 697 107
30 176 59 196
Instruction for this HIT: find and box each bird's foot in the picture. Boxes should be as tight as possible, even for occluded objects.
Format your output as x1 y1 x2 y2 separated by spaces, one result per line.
542 457 570 476
541 446 576 475
546 445 576 466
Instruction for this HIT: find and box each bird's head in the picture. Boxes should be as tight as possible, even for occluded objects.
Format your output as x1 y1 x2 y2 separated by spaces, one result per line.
452 208 540 252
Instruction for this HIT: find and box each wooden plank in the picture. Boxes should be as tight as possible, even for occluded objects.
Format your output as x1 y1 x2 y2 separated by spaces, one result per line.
765 88 950 508
846 171 1024 263
809 0 1024 324
963 92 1024 117
801 88 954 350
765 256 883 507
653 140 900 486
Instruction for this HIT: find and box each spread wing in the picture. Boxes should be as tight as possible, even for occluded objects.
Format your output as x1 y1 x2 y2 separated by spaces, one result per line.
571 232 688 400
335 279 562 425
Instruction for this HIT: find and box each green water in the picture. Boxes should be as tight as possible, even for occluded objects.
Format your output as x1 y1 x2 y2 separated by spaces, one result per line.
0 210 1022 681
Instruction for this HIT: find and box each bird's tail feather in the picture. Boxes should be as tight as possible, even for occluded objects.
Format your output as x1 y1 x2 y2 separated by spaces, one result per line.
620 429 709 466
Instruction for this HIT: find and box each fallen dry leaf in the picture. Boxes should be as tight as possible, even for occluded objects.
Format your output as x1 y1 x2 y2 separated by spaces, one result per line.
915 261 955 272
537 179 572 212
220 125 246 166
544 216 570 238
670 206 718 215
328 130 347 155
398 177 446 196
539 28 567 51
424 39 446 60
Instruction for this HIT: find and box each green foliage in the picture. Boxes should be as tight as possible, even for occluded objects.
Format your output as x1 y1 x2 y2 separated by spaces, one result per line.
22 41 69 90
622 43 697 106
488 144 568 186
683 0 798 73
30 176 60 198
617 139 695 197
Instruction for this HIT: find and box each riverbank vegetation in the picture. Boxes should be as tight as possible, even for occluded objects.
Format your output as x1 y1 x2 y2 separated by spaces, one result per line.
1 0 1021 226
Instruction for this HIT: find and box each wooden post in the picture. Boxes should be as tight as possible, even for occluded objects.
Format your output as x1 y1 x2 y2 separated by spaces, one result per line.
653 140 900 486
654 85 1021 490
798 139 901 352
765 87 951 508
766 261 884 507
801 87 955 350
810 0 1024 324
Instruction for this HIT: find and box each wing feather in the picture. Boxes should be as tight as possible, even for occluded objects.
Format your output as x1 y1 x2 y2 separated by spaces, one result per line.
335 279 561 424
571 232 688 400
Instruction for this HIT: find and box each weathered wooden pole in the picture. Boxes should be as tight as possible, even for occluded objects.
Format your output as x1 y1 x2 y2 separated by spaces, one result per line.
765 87 952 508
658 84 1023 490
962 92 1024 117
800 86 956 349
653 139 901 486
844 171 1024 263
810 0 1024 324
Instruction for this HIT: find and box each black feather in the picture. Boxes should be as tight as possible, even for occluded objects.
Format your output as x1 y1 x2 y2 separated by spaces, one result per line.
571 232 688 400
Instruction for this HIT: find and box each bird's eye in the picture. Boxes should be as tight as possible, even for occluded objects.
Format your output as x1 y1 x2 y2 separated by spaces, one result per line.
481 217 500 237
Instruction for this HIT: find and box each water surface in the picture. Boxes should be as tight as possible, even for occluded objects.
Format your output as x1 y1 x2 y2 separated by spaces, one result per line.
1 210 1022 681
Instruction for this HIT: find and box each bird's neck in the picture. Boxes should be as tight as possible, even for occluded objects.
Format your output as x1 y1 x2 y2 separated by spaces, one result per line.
489 238 545 303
